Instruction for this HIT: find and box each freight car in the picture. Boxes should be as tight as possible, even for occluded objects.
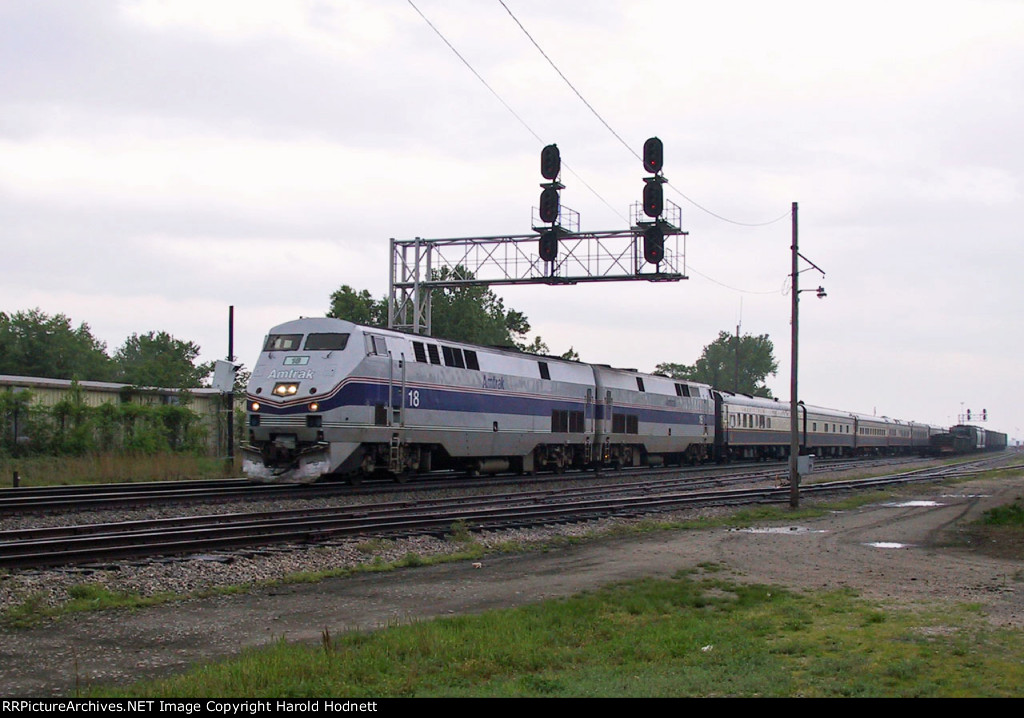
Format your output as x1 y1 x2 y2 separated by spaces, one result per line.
928 424 1007 455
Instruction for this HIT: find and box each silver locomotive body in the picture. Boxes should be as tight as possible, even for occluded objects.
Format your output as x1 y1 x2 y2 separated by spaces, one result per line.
243 317 715 482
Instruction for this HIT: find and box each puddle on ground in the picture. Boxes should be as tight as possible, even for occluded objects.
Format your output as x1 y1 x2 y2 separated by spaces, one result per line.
882 500 943 508
731 526 826 535
865 542 912 549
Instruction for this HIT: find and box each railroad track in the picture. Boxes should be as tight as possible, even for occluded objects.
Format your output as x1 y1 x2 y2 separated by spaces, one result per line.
1 455 1016 570
0 455 931 516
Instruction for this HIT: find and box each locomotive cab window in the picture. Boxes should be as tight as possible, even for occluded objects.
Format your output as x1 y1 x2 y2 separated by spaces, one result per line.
442 346 466 369
264 334 302 351
365 335 388 356
304 333 349 351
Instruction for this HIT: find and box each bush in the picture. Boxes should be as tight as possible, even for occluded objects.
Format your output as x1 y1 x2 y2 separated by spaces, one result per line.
0 386 206 458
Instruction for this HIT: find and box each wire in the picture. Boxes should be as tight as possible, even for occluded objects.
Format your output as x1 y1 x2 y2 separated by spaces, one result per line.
408 0 627 223
688 264 783 295
498 0 638 162
407 0 544 144
498 0 791 228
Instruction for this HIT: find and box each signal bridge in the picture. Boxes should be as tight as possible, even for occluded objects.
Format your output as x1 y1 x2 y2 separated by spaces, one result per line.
388 205 687 336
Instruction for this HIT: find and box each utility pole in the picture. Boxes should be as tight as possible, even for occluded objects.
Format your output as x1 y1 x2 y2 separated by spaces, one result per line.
789 203 800 507
788 202 827 507
227 305 235 467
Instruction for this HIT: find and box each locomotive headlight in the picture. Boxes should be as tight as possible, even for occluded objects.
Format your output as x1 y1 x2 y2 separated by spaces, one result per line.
309 402 319 412
272 382 300 397
251 401 261 412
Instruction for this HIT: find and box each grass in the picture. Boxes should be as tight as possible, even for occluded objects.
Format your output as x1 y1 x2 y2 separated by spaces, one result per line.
87 570 1024 698
0 453 241 485
981 498 1024 527
2 584 181 629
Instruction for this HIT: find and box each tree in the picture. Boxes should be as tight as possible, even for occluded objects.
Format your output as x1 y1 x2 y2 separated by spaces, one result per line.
0 308 114 381
327 286 388 326
657 331 778 397
428 267 531 348
113 331 213 388
325 273 578 358
653 362 695 380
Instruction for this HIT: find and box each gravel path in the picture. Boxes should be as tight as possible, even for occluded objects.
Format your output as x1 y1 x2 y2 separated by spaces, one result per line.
1 470 1022 696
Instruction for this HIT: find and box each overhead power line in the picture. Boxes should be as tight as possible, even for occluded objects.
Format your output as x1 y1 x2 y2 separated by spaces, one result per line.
498 0 790 228
407 0 627 223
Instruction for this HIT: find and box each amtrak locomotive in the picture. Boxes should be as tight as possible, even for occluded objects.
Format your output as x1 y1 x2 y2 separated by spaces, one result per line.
244 317 714 482
243 317 999 483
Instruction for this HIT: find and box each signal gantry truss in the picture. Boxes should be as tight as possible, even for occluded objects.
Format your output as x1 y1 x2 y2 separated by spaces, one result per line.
388 202 688 336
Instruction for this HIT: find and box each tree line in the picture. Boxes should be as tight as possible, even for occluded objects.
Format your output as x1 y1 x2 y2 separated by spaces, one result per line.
0 308 211 388
2 286 777 396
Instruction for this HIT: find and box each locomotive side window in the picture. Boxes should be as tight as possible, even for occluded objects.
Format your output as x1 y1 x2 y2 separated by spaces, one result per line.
538 362 550 380
464 350 480 370
551 410 568 433
264 334 302 351
442 346 466 369
304 333 349 351
636 377 645 392
552 410 584 433
412 341 428 363
612 413 639 434
569 410 584 433
427 344 441 365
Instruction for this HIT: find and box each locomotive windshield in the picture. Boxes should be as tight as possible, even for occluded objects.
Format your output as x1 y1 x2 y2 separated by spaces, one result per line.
304 333 349 351
263 334 302 351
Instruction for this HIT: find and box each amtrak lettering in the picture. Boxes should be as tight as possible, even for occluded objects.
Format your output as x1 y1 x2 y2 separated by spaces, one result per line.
268 369 315 379
481 375 506 390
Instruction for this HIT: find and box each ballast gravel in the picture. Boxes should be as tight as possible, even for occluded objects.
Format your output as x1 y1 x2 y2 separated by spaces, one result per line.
0 488 728 615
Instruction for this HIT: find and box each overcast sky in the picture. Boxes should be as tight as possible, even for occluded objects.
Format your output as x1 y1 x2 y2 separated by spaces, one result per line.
3 0 1022 442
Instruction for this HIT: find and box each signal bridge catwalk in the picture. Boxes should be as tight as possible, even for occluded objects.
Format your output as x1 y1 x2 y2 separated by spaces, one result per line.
388 201 687 336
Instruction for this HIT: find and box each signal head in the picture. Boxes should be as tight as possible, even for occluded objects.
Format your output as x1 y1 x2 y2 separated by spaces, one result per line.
643 224 665 264
539 229 559 262
540 144 561 180
643 137 663 174
643 181 663 218
539 186 560 223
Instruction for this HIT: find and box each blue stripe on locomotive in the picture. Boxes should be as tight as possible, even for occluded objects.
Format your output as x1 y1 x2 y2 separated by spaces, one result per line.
255 379 708 428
